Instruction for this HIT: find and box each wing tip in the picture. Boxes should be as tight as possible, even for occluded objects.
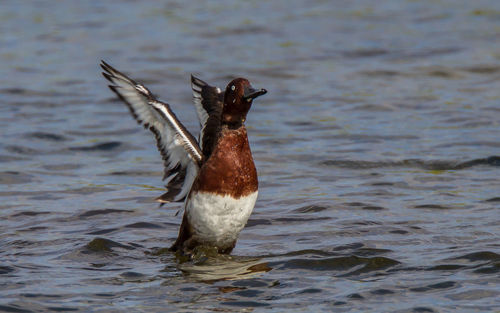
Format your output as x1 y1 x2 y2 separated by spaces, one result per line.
108 84 119 94
191 74 207 88
191 74 201 82
100 60 113 73
155 188 185 203
155 196 170 204
100 60 138 86
102 71 114 83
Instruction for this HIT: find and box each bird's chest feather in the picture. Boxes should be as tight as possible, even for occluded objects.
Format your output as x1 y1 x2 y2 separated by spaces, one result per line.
186 191 258 245
191 127 258 197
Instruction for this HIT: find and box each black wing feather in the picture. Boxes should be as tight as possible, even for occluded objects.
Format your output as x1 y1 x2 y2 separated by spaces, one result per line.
191 75 224 159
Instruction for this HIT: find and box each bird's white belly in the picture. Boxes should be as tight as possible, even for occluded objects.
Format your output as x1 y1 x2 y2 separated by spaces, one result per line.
186 191 258 247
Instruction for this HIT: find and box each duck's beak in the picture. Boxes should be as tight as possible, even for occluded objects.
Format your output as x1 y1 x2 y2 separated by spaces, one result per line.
244 86 267 101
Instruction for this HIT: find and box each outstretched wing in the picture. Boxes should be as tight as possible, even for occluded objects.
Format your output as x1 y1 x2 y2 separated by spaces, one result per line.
190 75 224 159
101 60 202 202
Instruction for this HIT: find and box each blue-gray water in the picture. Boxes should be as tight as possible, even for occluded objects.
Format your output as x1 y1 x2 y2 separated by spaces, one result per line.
1 1 499 312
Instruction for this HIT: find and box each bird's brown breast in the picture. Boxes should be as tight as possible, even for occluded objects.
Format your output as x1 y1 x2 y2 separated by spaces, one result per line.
191 126 258 198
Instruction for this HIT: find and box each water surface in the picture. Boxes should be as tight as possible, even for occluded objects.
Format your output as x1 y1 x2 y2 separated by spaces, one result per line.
1 1 499 312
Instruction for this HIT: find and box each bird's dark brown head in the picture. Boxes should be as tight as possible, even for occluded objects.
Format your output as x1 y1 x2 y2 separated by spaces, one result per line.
222 78 267 127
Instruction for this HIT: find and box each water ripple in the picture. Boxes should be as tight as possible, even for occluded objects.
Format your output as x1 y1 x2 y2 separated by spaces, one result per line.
320 156 500 170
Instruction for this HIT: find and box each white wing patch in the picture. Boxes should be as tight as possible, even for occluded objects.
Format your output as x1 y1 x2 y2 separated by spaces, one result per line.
149 100 202 163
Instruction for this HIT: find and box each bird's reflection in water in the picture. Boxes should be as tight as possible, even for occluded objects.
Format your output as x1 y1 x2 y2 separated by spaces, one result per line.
176 246 271 282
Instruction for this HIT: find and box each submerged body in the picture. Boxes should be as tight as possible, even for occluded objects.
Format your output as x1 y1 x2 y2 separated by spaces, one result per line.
101 61 266 254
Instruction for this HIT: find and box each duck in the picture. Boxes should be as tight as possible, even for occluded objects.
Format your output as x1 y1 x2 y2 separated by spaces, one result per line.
100 61 267 254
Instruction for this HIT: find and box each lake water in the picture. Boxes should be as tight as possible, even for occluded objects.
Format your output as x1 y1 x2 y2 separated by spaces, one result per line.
1 1 499 312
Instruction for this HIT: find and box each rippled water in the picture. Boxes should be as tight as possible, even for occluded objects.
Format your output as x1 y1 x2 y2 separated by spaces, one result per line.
1 1 499 312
